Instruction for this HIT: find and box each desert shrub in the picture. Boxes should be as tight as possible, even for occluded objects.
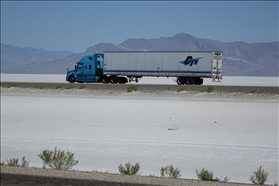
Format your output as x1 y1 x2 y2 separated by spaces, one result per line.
223 176 230 182
56 85 62 89
66 85 75 89
2 156 29 167
250 90 257 93
177 88 186 92
205 86 214 93
38 147 78 170
237 89 243 93
8 83 18 88
250 166 268 185
127 85 137 92
160 165 181 179
39 86 45 89
196 168 215 180
201 86 214 93
79 85 85 89
196 168 229 182
118 162 140 175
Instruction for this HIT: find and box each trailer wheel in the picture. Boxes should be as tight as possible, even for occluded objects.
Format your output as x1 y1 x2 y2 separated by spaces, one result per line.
177 77 185 85
110 76 118 84
118 77 127 84
185 77 194 85
68 76 75 83
194 78 203 85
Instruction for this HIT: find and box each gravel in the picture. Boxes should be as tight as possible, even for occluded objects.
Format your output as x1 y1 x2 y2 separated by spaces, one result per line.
1 166 258 186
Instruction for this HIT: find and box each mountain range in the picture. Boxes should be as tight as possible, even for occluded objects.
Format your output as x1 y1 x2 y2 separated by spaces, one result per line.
1 33 278 76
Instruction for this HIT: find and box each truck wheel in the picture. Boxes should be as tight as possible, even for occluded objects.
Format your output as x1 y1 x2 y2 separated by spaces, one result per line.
103 76 109 83
68 76 75 83
177 77 185 85
110 76 118 84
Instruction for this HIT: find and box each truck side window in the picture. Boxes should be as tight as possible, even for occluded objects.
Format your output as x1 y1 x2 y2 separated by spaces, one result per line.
89 65 91 70
76 63 82 69
89 57 92 61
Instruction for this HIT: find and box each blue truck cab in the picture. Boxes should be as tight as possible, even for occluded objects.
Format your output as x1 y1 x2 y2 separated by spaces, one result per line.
66 54 104 83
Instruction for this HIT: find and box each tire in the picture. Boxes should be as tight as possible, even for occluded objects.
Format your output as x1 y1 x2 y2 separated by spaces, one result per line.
177 77 185 85
194 78 203 85
118 77 127 84
68 76 75 83
110 76 118 84
103 76 110 83
185 77 194 85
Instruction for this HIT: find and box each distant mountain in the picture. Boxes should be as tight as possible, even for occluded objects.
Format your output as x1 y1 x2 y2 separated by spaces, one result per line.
118 33 278 76
0 43 75 68
1 33 278 76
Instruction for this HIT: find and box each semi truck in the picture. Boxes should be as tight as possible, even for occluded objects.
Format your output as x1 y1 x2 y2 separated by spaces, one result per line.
66 51 222 85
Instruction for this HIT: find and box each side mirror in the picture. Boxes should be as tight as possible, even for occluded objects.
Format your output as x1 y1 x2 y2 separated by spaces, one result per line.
75 65 77 69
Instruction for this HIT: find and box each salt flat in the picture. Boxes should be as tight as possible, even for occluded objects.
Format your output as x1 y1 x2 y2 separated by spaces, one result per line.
1 87 278 184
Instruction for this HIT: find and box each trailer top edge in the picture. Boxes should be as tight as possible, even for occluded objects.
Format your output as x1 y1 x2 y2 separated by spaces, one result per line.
103 51 222 53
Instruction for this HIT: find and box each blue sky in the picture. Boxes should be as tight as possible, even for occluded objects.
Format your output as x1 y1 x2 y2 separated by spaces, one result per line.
1 1 278 53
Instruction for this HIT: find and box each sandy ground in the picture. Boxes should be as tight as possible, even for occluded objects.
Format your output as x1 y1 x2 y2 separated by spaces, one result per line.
1 86 278 186
1 166 259 186
0 84 278 101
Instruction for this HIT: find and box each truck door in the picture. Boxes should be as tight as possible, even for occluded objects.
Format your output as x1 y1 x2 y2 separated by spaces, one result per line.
83 63 95 81
75 63 84 82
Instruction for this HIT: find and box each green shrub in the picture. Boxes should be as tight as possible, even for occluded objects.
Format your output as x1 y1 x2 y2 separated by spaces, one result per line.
196 168 214 180
237 89 243 93
8 83 18 88
250 166 268 185
177 88 186 92
127 85 138 92
2 156 29 167
201 86 214 93
56 85 62 89
38 147 78 170
79 85 86 89
66 85 75 89
205 86 214 93
39 86 45 89
160 165 181 179
118 162 140 175
250 90 257 93
223 176 230 182
196 168 229 182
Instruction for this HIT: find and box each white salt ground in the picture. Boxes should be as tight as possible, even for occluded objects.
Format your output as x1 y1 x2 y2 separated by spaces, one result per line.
1 87 278 185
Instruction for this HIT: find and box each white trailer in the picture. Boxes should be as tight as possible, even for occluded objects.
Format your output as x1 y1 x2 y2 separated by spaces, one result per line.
103 51 222 85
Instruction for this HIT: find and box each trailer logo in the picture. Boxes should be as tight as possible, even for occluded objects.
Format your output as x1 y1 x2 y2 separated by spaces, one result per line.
179 56 203 66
